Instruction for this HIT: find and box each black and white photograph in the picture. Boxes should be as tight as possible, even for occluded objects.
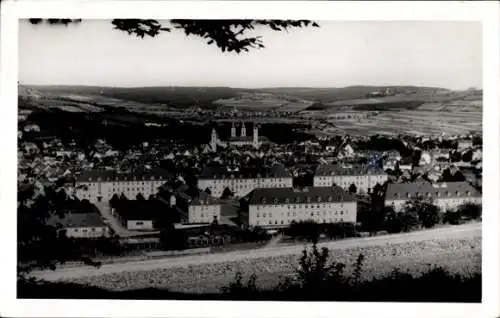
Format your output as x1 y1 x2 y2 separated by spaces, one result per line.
1 1 500 318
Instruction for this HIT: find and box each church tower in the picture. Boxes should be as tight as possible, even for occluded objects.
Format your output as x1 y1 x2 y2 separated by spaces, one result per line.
231 122 236 138
241 122 247 137
210 128 218 152
253 124 259 149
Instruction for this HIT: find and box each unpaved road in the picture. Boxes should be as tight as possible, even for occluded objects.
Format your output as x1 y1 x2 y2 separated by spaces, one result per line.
32 223 481 282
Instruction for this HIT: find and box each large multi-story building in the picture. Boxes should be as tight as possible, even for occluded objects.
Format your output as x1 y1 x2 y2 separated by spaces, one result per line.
384 181 481 212
197 165 293 198
246 186 357 228
210 122 270 151
74 168 173 203
314 164 387 194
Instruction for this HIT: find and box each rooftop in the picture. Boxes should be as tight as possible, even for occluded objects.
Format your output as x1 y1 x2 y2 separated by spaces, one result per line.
385 181 481 200
248 186 356 205
190 190 221 205
115 199 166 221
47 212 107 228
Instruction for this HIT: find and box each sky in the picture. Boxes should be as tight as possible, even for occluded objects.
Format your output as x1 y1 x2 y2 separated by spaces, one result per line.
19 20 482 90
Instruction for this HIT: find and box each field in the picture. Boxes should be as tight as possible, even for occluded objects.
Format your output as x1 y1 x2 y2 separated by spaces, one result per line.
304 98 482 137
33 223 481 294
214 92 313 112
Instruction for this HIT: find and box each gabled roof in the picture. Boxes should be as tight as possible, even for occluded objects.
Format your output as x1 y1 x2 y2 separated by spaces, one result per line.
47 212 106 228
248 186 356 205
115 199 166 221
190 190 220 205
385 181 481 201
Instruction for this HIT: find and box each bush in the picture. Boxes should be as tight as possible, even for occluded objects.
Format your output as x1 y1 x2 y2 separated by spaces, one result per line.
443 210 461 225
457 203 481 220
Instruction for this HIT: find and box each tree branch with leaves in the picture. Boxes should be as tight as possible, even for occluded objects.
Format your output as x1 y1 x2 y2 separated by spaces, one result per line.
28 19 320 54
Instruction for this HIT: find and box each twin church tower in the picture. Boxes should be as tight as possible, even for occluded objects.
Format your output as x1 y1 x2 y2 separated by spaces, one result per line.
210 122 261 151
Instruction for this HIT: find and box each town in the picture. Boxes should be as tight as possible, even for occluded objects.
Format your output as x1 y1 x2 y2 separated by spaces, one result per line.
18 104 482 258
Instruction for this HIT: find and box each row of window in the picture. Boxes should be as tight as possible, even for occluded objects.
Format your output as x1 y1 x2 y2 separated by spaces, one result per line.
393 191 473 198
317 175 386 180
256 210 345 218
255 218 344 225
209 178 289 184
71 227 105 232
256 203 345 210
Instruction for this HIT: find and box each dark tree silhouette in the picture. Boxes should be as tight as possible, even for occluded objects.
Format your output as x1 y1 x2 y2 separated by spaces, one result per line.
348 183 357 194
403 198 440 229
28 19 319 54
221 187 234 199
457 203 481 220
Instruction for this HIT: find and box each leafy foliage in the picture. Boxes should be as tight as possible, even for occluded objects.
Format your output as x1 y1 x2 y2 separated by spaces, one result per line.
457 203 481 220
403 198 440 229
28 19 319 53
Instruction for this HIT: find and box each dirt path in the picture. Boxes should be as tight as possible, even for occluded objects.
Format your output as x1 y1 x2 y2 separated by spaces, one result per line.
32 223 480 282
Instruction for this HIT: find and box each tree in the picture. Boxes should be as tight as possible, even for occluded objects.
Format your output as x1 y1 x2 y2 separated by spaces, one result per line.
348 183 357 194
384 206 403 233
221 187 234 199
109 194 120 209
28 19 319 54
402 198 440 229
443 210 461 225
457 203 481 220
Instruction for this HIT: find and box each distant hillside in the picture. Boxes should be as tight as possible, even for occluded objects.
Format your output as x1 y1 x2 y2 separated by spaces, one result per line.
213 91 314 112
257 86 452 103
20 85 481 113
26 85 238 108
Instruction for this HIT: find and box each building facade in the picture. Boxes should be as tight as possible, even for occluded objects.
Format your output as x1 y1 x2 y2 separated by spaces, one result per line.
384 181 481 212
197 165 293 198
314 164 387 194
247 186 357 228
74 168 173 203
187 191 222 224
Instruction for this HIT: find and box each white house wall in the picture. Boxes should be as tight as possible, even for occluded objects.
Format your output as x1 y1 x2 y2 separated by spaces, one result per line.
385 196 482 212
126 220 154 230
248 202 357 228
313 174 387 194
75 179 167 203
188 204 222 223
65 226 108 238
198 177 293 198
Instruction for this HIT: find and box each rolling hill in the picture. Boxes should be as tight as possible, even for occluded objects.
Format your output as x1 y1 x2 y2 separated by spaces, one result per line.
19 84 482 113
